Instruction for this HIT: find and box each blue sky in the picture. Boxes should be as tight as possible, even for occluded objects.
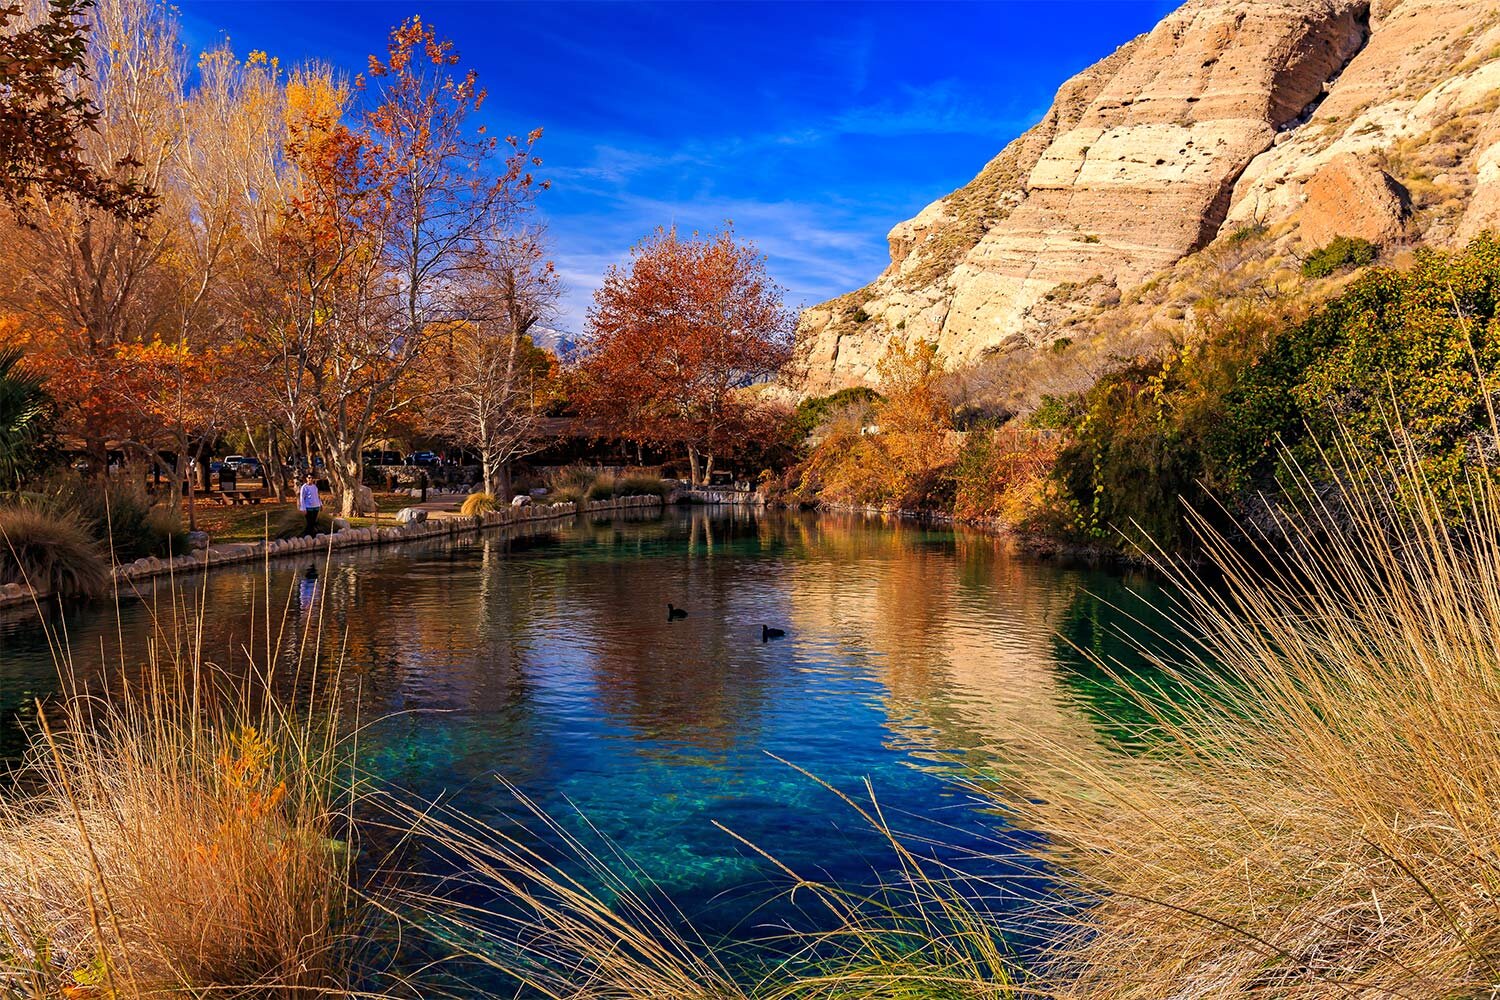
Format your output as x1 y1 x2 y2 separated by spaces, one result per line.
177 1 1177 335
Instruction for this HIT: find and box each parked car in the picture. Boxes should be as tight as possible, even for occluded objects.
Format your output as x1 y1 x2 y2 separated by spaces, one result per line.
405 451 441 467
363 449 401 466
286 455 325 474
222 455 263 474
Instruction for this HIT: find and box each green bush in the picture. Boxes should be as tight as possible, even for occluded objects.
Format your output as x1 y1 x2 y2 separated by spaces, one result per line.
1227 234 1500 515
1302 236 1377 278
460 492 498 518
793 387 882 440
1028 395 1076 430
0 504 109 599
0 348 54 487
1052 235 1500 551
1052 301 1284 550
1055 358 1213 550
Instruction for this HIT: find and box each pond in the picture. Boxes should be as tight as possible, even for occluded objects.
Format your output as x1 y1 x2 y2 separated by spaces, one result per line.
0 507 1177 982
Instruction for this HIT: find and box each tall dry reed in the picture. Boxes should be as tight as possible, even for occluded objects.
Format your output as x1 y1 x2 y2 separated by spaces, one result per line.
1018 432 1500 997
0 557 385 999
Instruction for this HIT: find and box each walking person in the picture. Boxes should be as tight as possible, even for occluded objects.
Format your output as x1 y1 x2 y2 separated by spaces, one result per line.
298 472 323 536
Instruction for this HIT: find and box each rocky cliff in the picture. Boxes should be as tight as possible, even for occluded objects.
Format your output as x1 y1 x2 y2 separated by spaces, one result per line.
796 0 1500 398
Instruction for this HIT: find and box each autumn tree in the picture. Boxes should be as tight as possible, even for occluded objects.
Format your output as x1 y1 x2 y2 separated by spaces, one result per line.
427 230 560 498
0 0 182 466
148 45 287 525
231 65 344 501
577 225 794 484
790 338 957 509
0 0 152 220
264 16 545 515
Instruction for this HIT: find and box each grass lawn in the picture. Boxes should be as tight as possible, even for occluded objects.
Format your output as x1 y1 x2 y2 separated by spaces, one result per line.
179 493 418 544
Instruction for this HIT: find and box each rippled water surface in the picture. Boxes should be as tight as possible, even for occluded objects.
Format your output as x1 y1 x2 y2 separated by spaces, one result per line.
0 507 1175 962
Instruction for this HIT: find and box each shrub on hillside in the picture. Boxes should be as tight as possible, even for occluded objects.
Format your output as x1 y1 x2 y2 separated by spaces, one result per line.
953 425 1062 529
1051 299 1304 550
1052 235 1500 551
460 492 499 517
792 386 882 440
0 504 109 598
1226 234 1500 516
1301 235 1377 278
790 338 960 511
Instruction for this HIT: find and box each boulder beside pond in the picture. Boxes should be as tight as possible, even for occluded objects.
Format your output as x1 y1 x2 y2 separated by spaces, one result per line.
395 507 428 525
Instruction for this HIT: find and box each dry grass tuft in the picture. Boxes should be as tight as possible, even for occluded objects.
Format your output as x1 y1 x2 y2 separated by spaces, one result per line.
375 764 1027 1000
376 785 753 1000
0 630 373 997
0 504 110 599
460 491 499 518
1020 432 1500 997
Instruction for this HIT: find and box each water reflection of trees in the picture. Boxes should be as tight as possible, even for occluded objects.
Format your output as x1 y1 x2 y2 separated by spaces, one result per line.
3 508 1182 802
554 508 788 759
781 513 1151 801
1047 578 1197 750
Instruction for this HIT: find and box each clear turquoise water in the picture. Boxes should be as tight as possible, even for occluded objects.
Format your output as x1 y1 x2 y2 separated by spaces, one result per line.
0 507 1174 978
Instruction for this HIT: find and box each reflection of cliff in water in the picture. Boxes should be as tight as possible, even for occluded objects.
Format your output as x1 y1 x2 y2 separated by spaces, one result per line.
781 513 1186 798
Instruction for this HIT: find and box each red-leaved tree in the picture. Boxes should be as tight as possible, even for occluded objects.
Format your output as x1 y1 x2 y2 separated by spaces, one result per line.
577 225 793 484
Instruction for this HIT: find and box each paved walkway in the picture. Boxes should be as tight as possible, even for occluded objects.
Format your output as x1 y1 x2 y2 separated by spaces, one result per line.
407 494 466 520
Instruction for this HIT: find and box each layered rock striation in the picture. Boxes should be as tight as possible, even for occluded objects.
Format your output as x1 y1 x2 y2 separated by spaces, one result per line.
797 0 1500 395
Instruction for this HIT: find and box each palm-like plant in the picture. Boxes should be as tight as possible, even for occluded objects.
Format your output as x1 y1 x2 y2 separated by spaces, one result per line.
0 347 52 486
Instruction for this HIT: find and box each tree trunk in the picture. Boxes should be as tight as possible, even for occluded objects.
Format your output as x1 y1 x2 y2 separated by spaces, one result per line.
480 441 497 496
687 445 701 486
499 461 513 503
702 453 715 485
268 433 286 500
320 434 371 518
176 450 198 532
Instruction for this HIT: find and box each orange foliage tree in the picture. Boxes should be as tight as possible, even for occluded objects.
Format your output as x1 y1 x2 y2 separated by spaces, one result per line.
576 226 794 484
794 338 958 510
0 5 549 519
258 16 545 515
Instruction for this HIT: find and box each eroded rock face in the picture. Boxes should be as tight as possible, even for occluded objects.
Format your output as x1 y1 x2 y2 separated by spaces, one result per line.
1298 153 1410 246
797 0 1500 395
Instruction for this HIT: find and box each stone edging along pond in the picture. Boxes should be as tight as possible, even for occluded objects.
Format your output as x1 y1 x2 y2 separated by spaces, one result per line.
0 495 666 612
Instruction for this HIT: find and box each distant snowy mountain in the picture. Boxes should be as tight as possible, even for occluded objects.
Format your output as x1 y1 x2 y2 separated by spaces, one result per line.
532 326 581 361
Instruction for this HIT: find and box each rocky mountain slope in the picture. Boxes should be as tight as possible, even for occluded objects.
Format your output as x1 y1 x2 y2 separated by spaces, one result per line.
796 0 1500 398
